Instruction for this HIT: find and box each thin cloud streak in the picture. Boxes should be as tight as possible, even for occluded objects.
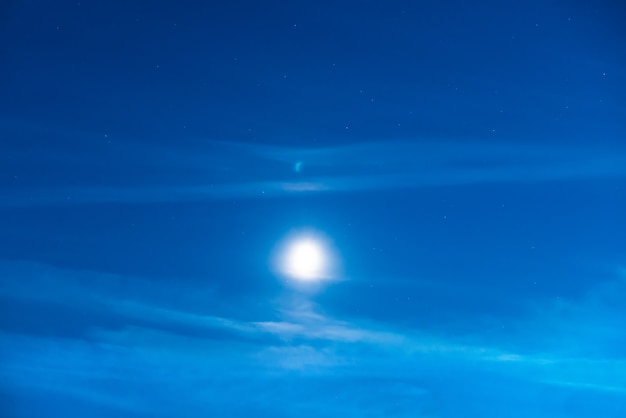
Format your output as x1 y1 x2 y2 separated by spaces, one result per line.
2 138 625 207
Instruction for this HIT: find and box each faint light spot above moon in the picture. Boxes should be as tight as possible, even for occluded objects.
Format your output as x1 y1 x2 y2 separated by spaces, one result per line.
294 161 303 173
271 229 340 286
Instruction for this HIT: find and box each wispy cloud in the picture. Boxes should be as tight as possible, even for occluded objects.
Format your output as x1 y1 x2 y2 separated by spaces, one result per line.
2 123 625 207
1 260 626 416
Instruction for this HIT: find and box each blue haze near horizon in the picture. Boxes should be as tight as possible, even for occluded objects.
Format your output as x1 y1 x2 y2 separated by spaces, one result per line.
1 0 625 417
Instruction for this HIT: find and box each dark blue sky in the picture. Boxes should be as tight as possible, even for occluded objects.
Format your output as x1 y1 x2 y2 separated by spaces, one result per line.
1 1 625 417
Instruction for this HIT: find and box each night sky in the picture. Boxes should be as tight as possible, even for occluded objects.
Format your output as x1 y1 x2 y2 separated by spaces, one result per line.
1 1 626 417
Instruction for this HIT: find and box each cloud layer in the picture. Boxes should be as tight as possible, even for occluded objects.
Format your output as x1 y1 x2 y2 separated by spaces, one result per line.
1 260 625 417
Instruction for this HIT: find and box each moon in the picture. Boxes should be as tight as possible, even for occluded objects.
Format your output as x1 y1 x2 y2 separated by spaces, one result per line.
272 229 338 284
284 238 325 280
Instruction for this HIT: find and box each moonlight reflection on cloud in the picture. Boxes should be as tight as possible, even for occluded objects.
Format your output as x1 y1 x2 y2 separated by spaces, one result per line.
272 229 339 285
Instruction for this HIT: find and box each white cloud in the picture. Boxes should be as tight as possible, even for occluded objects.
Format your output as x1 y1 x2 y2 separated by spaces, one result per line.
2 258 626 415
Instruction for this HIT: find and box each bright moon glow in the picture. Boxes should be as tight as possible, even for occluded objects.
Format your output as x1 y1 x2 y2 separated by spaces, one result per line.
285 239 325 280
273 230 337 284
